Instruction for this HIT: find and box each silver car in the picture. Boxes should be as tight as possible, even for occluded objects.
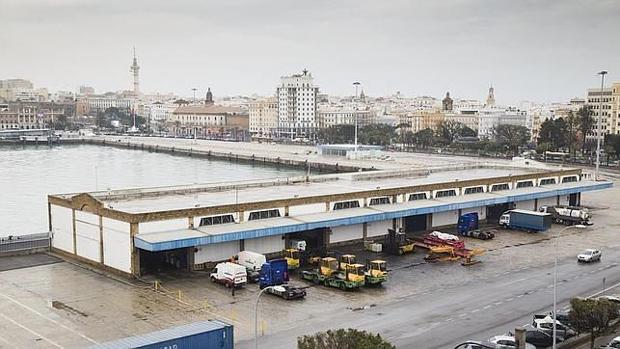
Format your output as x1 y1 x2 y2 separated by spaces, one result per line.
577 249 602 263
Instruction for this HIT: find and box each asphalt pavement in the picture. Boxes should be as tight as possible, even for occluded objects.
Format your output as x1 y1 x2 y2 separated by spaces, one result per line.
238 248 620 349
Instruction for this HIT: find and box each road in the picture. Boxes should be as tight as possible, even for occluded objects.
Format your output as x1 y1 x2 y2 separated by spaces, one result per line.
239 249 620 349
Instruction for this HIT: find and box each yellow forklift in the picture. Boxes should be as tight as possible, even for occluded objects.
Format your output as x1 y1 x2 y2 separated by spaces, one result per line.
365 260 388 286
283 248 301 270
301 257 365 290
339 254 357 270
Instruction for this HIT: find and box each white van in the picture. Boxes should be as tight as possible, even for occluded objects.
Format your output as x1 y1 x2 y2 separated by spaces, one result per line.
210 262 247 288
237 250 267 271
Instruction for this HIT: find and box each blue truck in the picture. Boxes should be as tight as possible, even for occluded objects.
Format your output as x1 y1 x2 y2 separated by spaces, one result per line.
499 209 552 232
259 259 306 300
457 213 495 240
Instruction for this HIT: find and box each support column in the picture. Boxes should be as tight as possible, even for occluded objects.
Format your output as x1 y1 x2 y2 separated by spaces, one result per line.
187 247 195 271
426 214 432 230
240 239 245 251
99 215 104 264
188 216 194 229
362 222 368 240
72 209 77 255
534 198 538 211
556 195 560 206
130 223 140 277
284 206 289 217
323 228 331 249
47 202 52 232
577 192 581 206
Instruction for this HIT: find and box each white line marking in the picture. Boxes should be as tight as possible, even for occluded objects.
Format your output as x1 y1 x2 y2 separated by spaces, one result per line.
0 313 63 348
471 309 480 313
483 305 492 309
506 298 514 302
0 292 97 344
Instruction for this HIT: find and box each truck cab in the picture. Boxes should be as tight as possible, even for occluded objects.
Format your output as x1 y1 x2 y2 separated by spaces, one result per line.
344 264 366 285
499 213 510 227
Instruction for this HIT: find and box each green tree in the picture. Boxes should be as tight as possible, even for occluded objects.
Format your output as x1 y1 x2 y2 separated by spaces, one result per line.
605 134 620 162
317 124 355 144
538 118 568 150
358 124 396 146
577 106 595 153
565 111 580 158
569 297 619 349
493 125 530 156
298 328 395 349
436 120 473 144
414 128 435 149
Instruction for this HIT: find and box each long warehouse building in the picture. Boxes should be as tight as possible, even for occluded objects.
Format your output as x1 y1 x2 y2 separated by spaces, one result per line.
47 164 612 277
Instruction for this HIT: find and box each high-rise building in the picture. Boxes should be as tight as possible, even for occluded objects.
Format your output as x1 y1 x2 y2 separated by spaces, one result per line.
130 47 140 95
275 69 319 140
585 82 620 141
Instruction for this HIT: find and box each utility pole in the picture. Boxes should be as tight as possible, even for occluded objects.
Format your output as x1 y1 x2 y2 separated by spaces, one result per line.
192 88 197 104
595 71 608 181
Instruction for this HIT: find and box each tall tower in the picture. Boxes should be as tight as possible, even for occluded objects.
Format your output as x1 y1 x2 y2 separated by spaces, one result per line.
130 47 140 95
486 85 495 106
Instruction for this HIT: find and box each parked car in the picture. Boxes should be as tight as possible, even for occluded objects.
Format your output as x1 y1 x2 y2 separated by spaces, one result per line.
454 341 496 349
265 284 306 300
532 316 576 340
600 336 620 349
488 335 536 349
598 295 620 305
525 330 554 348
577 249 602 263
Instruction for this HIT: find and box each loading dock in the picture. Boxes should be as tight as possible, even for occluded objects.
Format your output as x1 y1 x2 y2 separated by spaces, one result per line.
403 214 429 233
139 247 191 275
486 203 513 221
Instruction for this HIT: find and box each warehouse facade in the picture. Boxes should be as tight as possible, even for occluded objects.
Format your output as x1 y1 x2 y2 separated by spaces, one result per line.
47 166 612 277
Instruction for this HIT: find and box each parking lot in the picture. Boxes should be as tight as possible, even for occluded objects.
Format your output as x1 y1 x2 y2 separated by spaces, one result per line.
0 177 618 348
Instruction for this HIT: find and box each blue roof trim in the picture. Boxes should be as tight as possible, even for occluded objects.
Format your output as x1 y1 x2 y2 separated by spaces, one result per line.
135 181 612 251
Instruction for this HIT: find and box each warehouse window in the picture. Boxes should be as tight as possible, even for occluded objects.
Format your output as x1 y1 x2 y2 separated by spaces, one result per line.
561 176 578 183
516 180 534 188
333 200 361 210
435 189 457 198
199 214 235 226
369 197 391 206
248 209 281 221
491 183 510 192
408 193 428 201
540 178 557 186
464 186 484 195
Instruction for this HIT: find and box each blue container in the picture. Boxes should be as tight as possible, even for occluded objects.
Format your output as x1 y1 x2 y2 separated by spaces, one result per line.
89 320 233 349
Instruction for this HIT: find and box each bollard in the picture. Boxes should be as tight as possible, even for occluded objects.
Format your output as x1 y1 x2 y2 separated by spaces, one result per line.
514 327 526 349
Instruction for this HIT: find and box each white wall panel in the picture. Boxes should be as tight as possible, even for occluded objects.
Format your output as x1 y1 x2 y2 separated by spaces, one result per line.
75 211 100 262
330 224 363 243
515 200 535 210
139 218 188 233
194 241 239 264
462 206 486 220
431 210 459 227
538 196 558 208
288 203 325 216
51 205 74 253
367 220 392 237
102 218 131 273
244 235 284 254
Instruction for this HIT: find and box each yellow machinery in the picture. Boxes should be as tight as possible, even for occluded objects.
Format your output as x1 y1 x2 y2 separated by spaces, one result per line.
365 260 388 285
345 263 366 284
283 248 300 270
424 246 485 266
319 257 339 277
339 254 357 270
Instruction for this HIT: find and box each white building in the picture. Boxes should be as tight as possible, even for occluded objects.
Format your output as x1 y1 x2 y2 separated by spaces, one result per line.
317 105 374 129
478 107 527 139
585 82 620 141
249 97 278 140
276 70 319 140
81 95 135 113
144 101 175 132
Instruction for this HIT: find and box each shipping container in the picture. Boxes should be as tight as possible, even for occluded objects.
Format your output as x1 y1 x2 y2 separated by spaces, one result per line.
89 320 233 349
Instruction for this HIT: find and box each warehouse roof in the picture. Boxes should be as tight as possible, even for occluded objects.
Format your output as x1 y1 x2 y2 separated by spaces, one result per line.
134 179 611 252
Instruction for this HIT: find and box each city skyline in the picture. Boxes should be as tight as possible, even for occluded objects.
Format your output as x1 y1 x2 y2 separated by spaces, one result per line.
1 0 618 104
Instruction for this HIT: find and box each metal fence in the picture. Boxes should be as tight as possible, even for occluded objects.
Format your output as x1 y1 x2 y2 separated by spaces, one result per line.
0 232 50 255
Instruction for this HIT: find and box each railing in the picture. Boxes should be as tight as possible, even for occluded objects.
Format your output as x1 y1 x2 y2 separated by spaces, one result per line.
0 232 50 255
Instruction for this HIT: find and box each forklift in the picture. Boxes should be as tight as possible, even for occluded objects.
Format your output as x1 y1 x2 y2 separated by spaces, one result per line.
365 260 388 286
385 228 415 255
283 248 301 270
339 254 357 270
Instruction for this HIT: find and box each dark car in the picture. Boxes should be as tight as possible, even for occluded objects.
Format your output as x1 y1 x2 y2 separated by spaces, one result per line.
454 341 497 349
526 330 554 348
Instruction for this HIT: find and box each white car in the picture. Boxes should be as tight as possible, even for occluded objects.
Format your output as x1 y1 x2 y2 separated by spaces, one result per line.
577 249 602 263
601 336 620 349
488 335 536 349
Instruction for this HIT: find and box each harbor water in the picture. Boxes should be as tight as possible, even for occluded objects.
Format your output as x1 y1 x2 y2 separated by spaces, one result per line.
0 144 304 236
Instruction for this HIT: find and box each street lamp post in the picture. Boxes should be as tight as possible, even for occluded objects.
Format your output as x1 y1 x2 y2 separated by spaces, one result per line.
595 71 608 181
552 224 587 349
255 286 272 349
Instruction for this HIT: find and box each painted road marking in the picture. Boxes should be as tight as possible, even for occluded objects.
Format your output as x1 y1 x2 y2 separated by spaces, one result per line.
483 305 492 310
0 292 97 344
0 313 63 348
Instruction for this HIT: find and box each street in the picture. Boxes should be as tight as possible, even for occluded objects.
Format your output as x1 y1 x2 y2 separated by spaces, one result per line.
240 250 620 348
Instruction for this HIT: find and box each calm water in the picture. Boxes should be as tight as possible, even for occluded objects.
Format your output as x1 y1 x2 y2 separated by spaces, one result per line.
0 144 304 236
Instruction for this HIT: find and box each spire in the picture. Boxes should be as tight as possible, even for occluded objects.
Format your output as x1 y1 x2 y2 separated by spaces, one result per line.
130 47 140 95
205 87 213 105
486 84 495 107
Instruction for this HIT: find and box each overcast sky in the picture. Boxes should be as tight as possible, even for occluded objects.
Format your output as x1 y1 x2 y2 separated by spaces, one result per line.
1 0 618 104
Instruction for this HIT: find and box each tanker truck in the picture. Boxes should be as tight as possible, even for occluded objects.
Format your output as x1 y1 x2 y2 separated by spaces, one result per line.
538 205 592 226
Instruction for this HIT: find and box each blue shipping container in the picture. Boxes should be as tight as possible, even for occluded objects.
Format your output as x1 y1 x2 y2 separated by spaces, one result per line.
89 320 233 349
